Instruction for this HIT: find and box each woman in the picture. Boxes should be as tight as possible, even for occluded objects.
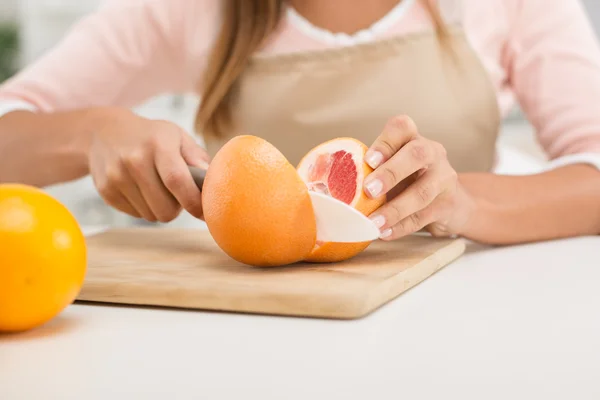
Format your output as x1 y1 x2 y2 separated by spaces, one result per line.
0 0 599 245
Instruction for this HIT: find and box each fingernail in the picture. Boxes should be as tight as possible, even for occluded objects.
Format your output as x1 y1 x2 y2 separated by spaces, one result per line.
369 214 386 229
380 228 393 239
196 160 210 170
365 179 383 198
365 150 384 169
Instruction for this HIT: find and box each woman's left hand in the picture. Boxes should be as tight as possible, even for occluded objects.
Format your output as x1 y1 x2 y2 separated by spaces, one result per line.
364 116 476 240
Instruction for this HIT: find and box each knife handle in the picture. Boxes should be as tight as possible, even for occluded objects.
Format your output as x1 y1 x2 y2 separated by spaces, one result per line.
188 166 206 191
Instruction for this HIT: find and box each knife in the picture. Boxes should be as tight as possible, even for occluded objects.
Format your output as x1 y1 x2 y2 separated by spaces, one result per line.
188 166 381 243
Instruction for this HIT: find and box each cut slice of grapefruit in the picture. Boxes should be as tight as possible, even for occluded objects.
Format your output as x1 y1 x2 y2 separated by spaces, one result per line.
297 138 386 263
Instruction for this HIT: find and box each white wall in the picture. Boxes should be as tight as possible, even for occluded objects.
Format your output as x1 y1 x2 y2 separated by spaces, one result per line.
0 0 18 22
582 0 600 35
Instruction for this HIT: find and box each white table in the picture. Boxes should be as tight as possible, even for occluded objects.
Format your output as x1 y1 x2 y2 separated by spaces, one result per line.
2 233 599 400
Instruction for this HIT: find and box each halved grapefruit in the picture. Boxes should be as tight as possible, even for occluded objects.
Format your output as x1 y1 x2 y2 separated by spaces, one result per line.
202 136 385 267
297 138 386 263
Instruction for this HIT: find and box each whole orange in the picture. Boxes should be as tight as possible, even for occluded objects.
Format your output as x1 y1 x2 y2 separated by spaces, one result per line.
0 184 87 332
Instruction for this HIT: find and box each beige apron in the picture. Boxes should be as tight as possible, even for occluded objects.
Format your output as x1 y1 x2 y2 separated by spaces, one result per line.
202 5 501 173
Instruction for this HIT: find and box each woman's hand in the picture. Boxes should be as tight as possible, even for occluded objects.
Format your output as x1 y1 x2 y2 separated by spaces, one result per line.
88 108 210 222
363 116 475 240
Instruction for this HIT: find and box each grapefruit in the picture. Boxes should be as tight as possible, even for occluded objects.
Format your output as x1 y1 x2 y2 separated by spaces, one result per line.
202 135 317 267
202 136 385 267
0 184 87 333
297 138 386 263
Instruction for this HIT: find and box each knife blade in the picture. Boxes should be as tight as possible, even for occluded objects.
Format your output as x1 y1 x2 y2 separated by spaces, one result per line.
188 166 381 243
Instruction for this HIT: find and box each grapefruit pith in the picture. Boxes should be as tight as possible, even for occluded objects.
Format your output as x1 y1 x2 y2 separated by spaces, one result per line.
202 135 317 267
297 138 386 263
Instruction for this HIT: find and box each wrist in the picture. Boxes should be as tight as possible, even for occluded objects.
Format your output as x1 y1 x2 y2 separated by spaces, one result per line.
77 107 136 159
457 193 497 241
454 178 504 244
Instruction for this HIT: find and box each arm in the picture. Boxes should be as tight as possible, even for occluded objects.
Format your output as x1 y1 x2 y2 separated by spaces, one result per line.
363 1 600 245
459 0 600 243
0 104 210 222
460 164 600 244
0 108 110 187
0 0 219 222
363 117 600 245
0 0 210 187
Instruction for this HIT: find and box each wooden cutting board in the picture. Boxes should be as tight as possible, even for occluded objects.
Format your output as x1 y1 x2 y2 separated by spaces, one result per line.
78 228 465 319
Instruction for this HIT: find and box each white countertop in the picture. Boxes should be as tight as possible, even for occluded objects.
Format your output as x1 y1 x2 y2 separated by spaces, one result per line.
2 233 600 400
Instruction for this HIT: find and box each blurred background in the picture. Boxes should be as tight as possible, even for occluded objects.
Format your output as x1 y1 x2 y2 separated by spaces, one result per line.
1 0 599 232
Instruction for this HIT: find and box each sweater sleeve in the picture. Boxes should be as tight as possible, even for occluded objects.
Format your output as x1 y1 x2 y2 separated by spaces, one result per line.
0 0 219 113
504 0 600 160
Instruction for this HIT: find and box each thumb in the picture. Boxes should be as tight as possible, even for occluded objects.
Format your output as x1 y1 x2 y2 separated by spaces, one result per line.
181 133 210 170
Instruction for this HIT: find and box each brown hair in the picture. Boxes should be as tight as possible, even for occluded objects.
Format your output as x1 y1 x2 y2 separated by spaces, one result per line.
196 0 448 137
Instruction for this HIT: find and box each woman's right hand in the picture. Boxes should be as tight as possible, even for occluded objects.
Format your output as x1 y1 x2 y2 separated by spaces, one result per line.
88 108 210 223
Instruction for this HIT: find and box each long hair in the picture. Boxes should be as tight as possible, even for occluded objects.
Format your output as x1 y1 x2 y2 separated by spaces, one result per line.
195 0 448 137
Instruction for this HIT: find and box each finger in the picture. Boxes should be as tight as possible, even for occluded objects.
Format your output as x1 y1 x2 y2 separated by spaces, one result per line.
385 169 422 201
111 166 157 222
97 167 155 221
364 138 438 199
181 133 211 169
95 178 141 218
368 169 443 233
380 202 439 241
365 116 419 169
105 191 142 219
123 149 182 223
154 138 205 220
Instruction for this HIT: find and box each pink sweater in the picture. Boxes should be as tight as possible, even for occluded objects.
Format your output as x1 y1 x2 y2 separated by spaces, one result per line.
1 0 600 168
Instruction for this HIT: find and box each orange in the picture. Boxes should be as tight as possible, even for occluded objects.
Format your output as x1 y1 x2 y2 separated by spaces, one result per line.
297 137 386 263
202 135 317 267
0 184 87 332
